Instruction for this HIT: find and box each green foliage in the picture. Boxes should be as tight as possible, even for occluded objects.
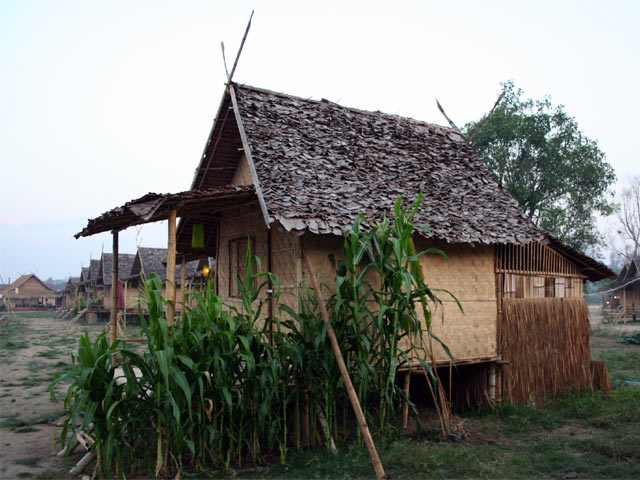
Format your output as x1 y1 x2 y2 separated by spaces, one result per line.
618 331 640 346
465 81 616 250
52 195 456 477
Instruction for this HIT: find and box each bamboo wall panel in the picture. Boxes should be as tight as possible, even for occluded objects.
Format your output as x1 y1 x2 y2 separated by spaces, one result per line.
304 235 498 362
499 297 592 403
230 154 253 186
217 204 270 325
271 222 300 320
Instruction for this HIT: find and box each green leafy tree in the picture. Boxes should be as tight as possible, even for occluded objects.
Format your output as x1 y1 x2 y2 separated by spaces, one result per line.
465 81 615 251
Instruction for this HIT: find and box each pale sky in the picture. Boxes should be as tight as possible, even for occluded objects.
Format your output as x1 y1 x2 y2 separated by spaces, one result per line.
1 0 638 283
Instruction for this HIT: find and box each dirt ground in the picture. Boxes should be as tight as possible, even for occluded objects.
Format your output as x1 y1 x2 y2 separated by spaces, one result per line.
588 304 640 335
0 308 638 479
0 313 138 479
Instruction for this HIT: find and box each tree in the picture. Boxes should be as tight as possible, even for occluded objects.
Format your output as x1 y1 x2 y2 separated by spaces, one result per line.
612 176 640 262
464 81 616 251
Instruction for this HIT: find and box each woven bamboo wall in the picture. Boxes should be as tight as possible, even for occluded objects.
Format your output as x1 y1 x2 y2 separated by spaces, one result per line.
217 204 270 325
301 234 498 363
415 239 497 362
499 297 592 403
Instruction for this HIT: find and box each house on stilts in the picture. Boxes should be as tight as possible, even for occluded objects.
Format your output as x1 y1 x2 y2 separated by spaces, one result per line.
0 274 61 310
76 82 614 405
601 256 640 323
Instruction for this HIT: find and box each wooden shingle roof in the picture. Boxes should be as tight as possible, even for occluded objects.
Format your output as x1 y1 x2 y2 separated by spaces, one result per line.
193 84 543 245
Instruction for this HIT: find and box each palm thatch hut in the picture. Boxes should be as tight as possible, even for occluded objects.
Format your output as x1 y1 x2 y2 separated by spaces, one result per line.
127 247 201 312
601 256 640 322
0 274 60 310
76 82 613 404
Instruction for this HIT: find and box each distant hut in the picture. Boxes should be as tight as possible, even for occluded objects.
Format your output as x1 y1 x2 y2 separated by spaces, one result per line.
0 274 60 310
76 82 614 404
97 253 135 311
602 256 640 322
62 277 81 308
127 247 201 312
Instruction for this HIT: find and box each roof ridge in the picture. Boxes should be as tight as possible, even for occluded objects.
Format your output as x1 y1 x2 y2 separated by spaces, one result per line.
233 82 460 136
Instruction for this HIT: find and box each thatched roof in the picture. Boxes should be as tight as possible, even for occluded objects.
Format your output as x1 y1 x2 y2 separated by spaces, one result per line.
191 84 543 245
89 260 101 282
100 253 136 286
129 247 200 285
1 274 57 297
80 267 90 283
75 186 256 238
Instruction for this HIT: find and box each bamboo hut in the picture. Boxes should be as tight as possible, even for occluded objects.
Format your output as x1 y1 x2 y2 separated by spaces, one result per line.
62 276 81 309
0 274 60 310
601 257 640 322
98 253 135 311
76 83 614 405
127 247 201 313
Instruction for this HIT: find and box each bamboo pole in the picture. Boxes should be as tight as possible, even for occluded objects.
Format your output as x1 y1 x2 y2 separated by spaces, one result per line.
166 209 177 326
180 256 186 315
401 370 411 429
110 231 119 351
303 253 385 480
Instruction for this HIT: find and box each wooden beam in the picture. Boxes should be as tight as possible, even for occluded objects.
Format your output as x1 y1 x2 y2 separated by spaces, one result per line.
228 84 272 227
166 209 177 326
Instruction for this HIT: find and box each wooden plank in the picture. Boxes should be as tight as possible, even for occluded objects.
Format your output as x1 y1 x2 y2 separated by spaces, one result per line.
227 84 272 227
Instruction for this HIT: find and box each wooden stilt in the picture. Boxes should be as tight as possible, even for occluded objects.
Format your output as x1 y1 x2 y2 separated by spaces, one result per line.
317 406 338 455
166 209 177 326
401 370 411 429
301 392 310 449
303 252 385 480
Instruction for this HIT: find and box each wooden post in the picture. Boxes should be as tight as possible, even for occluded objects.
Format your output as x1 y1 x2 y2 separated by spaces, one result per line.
401 370 411 429
166 209 177 326
110 231 119 348
303 253 385 480
180 256 186 315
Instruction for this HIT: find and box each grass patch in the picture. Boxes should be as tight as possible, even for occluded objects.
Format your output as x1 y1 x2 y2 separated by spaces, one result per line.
11 311 56 319
15 426 40 433
15 458 40 467
0 340 28 351
35 349 62 359
592 348 640 382
0 413 26 428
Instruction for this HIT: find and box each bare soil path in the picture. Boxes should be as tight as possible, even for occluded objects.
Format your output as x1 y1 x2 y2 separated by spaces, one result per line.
0 313 139 479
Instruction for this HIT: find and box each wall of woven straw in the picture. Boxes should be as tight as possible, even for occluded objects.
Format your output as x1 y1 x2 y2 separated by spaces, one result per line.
499 297 592 403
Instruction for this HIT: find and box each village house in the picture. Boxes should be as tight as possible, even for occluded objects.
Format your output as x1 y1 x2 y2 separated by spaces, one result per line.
127 247 202 312
602 256 640 322
0 274 60 310
76 82 613 404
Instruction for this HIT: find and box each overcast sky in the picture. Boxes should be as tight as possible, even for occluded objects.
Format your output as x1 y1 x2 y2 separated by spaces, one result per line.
1 0 638 283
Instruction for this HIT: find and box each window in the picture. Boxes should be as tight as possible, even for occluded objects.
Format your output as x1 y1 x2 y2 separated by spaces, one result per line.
229 236 255 297
544 277 555 297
